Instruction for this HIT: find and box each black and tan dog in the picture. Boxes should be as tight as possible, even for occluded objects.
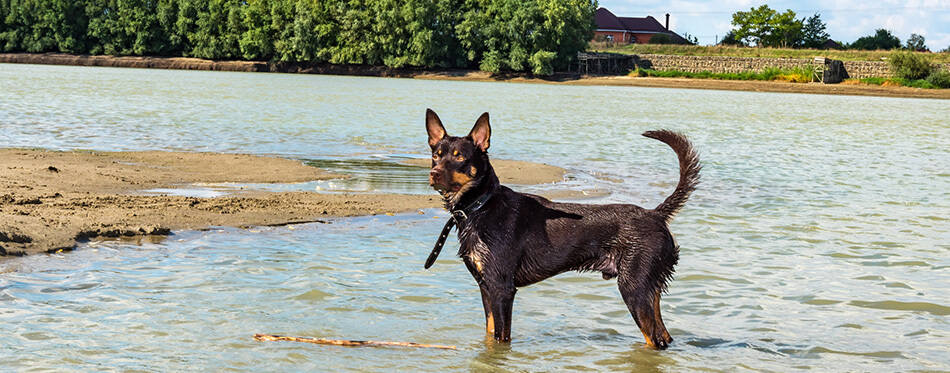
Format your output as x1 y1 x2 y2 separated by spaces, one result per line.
423 108 700 349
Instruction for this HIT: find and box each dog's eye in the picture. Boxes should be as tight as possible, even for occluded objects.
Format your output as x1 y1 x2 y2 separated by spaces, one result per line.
432 154 439 160
456 155 465 162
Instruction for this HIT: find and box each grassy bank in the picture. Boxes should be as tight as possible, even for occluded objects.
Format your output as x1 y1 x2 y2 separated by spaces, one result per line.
592 43 950 63
630 66 816 83
844 76 949 89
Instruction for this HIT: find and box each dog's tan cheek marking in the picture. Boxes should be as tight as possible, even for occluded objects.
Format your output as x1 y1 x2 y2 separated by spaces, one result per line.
470 166 477 176
452 171 473 186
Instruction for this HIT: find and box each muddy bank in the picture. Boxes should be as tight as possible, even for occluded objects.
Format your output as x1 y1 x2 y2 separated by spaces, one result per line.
0 149 566 259
2 53 947 99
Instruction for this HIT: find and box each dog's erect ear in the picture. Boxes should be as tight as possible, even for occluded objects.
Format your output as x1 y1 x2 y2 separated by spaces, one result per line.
426 108 447 148
468 112 491 152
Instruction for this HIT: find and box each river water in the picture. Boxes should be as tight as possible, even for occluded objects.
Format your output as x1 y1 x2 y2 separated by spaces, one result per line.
1 63 948 371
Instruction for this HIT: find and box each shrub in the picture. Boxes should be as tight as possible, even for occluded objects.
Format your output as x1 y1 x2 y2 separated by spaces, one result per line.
648 34 672 44
888 50 934 80
925 69 950 88
529 50 556 76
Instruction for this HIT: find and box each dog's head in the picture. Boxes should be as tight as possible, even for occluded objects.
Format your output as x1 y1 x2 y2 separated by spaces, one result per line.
425 108 493 207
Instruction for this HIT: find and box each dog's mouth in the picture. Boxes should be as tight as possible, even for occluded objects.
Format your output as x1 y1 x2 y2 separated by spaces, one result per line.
430 181 462 193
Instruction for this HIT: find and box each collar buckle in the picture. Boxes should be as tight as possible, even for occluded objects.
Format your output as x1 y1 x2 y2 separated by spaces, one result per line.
451 210 468 222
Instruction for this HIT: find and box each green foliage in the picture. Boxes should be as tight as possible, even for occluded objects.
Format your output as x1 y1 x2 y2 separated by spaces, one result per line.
630 66 815 83
455 0 594 75
719 30 745 47
905 33 926 51
850 76 945 89
648 34 671 44
0 0 595 74
888 50 934 80
529 50 555 75
731 5 775 47
925 69 950 88
730 6 829 49
850 29 901 50
597 43 950 64
799 13 828 49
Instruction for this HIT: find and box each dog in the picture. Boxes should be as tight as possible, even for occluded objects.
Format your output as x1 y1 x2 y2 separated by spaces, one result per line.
423 108 700 349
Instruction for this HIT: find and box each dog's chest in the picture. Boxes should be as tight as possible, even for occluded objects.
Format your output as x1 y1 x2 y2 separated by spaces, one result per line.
458 228 489 274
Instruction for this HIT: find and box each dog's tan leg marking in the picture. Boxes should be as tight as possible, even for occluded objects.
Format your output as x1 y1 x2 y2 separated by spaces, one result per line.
654 289 672 343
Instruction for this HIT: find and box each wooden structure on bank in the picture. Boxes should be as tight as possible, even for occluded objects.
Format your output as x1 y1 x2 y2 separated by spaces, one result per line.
576 52 632 74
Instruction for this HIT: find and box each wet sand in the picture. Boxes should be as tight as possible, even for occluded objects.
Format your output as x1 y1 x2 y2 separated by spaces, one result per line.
2 53 948 100
0 149 565 259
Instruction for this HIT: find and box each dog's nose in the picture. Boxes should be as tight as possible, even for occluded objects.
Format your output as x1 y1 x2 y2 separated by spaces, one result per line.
429 169 442 183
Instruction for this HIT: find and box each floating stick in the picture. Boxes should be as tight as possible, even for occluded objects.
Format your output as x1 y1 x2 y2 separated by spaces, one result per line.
253 333 456 350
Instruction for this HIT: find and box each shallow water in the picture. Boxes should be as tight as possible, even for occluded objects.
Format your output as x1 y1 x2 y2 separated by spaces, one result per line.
1 63 949 371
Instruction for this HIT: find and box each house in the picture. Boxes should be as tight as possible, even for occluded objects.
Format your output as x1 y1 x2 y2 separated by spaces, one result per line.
821 39 843 50
593 7 688 44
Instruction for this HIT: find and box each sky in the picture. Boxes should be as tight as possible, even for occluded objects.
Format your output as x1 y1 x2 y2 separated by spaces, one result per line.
598 0 950 51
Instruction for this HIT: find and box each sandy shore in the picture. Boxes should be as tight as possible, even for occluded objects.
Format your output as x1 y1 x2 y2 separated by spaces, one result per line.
0 149 565 259
2 53 948 99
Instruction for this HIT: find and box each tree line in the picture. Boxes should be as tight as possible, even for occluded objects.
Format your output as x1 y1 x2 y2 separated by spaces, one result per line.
721 4 946 52
0 0 597 75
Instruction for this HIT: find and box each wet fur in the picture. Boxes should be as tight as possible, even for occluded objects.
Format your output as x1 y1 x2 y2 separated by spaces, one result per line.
425 109 700 349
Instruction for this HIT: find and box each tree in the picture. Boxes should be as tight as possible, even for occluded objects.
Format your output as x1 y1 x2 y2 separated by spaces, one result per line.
731 4 803 48
764 9 802 48
731 4 775 47
850 29 901 50
905 33 926 51
681 32 698 45
719 30 745 46
456 0 594 74
800 13 829 49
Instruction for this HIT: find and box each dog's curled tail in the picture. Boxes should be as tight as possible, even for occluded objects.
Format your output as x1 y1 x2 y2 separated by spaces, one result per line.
642 130 701 223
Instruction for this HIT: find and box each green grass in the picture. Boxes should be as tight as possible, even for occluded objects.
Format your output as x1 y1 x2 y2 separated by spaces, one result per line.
845 77 941 89
591 43 950 63
629 66 817 83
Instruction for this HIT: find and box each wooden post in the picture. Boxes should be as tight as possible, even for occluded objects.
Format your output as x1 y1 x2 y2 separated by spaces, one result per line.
253 333 457 350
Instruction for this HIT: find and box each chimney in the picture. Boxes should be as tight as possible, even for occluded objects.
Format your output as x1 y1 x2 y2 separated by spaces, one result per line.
665 13 670 30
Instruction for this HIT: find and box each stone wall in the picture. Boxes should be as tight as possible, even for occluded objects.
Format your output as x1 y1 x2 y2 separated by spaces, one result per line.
630 53 950 80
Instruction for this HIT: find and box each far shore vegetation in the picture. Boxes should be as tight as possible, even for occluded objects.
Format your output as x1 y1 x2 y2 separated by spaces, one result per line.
1 0 947 88
627 44 950 89
592 44 950 64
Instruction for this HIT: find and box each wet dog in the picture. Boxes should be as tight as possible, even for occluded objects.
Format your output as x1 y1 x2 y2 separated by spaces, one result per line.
423 109 700 349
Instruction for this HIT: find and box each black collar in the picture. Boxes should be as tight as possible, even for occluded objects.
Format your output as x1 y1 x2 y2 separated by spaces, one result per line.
424 191 493 269
450 190 494 223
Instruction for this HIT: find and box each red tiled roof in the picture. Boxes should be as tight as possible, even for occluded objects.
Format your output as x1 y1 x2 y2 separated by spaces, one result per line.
594 7 627 30
595 7 688 44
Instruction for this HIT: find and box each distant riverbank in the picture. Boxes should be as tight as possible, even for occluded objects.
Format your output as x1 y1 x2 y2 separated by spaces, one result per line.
3 53 948 100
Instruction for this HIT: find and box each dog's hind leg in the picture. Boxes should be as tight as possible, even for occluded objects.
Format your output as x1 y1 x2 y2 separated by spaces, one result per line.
618 259 671 349
653 288 673 344
488 285 516 342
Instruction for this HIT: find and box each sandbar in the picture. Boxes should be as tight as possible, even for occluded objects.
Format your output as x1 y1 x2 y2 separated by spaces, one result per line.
0 149 566 259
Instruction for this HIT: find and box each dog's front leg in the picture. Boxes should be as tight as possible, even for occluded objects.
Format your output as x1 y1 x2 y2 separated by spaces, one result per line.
463 257 495 335
478 285 495 334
